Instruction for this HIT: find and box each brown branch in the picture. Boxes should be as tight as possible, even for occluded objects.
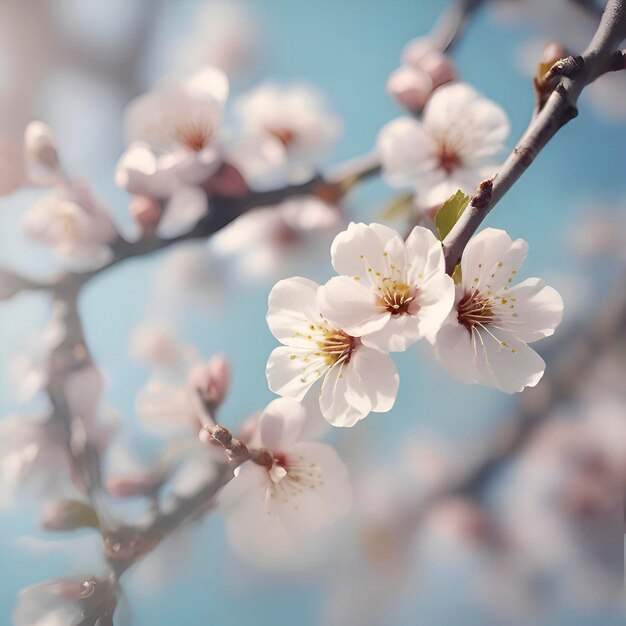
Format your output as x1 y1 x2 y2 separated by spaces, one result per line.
442 0 626 274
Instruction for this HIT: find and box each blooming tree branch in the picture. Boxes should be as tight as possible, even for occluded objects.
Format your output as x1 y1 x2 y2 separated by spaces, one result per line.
442 0 626 273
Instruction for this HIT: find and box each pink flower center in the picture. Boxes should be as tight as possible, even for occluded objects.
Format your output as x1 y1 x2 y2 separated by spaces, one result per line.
436 140 461 174
177 120 213 152
267 126 296 147
377 278 415 315
457 291 495 332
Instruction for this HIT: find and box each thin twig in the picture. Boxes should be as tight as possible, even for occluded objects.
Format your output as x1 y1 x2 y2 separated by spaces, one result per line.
443 0 626 273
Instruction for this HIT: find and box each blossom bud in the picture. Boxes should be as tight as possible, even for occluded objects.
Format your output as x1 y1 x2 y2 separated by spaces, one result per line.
189 353 231 408
24 121 60 172
386 65 433 112
419 50 457 89
402 37 436 66
40 499 100 532
129 195 161 232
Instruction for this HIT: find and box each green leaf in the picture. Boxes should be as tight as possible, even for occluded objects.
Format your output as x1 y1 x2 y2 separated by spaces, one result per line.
435 190 470 240
378 191 415 221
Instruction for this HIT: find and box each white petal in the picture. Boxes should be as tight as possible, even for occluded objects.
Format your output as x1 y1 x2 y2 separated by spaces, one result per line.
318 276 389 336
405 225 446 283
350 346 399 413
360 313 422 352
377 117 438 188
185 66 229 105
259 397 306 451
330 222 406 281
266 346 326 402
266 276 321 344
115 143 177 197
461 228 528 293
473 327 546 393
319 360 370 428
497 277 564 343
415 271 456 342
159 186 208 237
434 320 481 385
275 441 352 531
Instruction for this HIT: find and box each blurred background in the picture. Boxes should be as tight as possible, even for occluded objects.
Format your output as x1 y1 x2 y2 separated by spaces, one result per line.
0 0 624 624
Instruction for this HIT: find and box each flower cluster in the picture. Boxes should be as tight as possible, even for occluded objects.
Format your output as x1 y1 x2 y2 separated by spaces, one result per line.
266 222 564 426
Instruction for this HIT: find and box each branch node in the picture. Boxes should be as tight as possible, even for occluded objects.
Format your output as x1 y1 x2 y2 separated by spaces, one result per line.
545 55 584 81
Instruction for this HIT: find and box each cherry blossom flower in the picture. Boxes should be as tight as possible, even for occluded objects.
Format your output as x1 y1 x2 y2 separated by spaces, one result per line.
211 196 342 280
219 397 352 563
231 82 341 187
116 68 229 235
434 228 564 393
377 82 510 209
266 276 399 427
21 179 118 268
13 576 120 626
24 120 63 187
318 222 455 352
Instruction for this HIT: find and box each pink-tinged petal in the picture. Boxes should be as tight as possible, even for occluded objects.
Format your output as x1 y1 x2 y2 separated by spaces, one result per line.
474 327 546 393
434 321 481 385
496 277 564 343
277 441 352 531
159 186 208 237
318 276 389 336
330 222 403 281
423 83 509 161
416 271 456 342
377 117 438 188
185 66 229 105
266 277 321 343
360 313 422 352
350 346 399 413
405 225 446 283
266 346 325 402
218 462 267 512
461 228 528 293
259 398 306 451
115 143 177 198
319 361 370 428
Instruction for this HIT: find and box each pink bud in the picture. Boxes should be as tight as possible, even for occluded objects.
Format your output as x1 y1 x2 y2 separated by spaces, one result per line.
106 474 162 498
419 50 457 89
189 353 231 408
129 195 161 232
386 65 433 112
402 37 437 66
542 41 567 65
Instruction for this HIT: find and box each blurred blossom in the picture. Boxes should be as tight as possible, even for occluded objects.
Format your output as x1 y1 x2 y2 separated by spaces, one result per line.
188 353 231 409
23 121 63 187
378 82 510 209
13 576 120 626
0 415 74 508
434 228 564 393
211 196 342 280
177 1 263 79
10 315 66 403
64 365 118 451
230 82 342 188
219 398 352 564
21 178 119 269
153 244 224 308
116 67 229 236
568 205 626 261
130 320 199 373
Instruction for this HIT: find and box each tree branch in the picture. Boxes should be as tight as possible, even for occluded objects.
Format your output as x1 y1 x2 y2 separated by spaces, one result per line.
442 0 626 274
